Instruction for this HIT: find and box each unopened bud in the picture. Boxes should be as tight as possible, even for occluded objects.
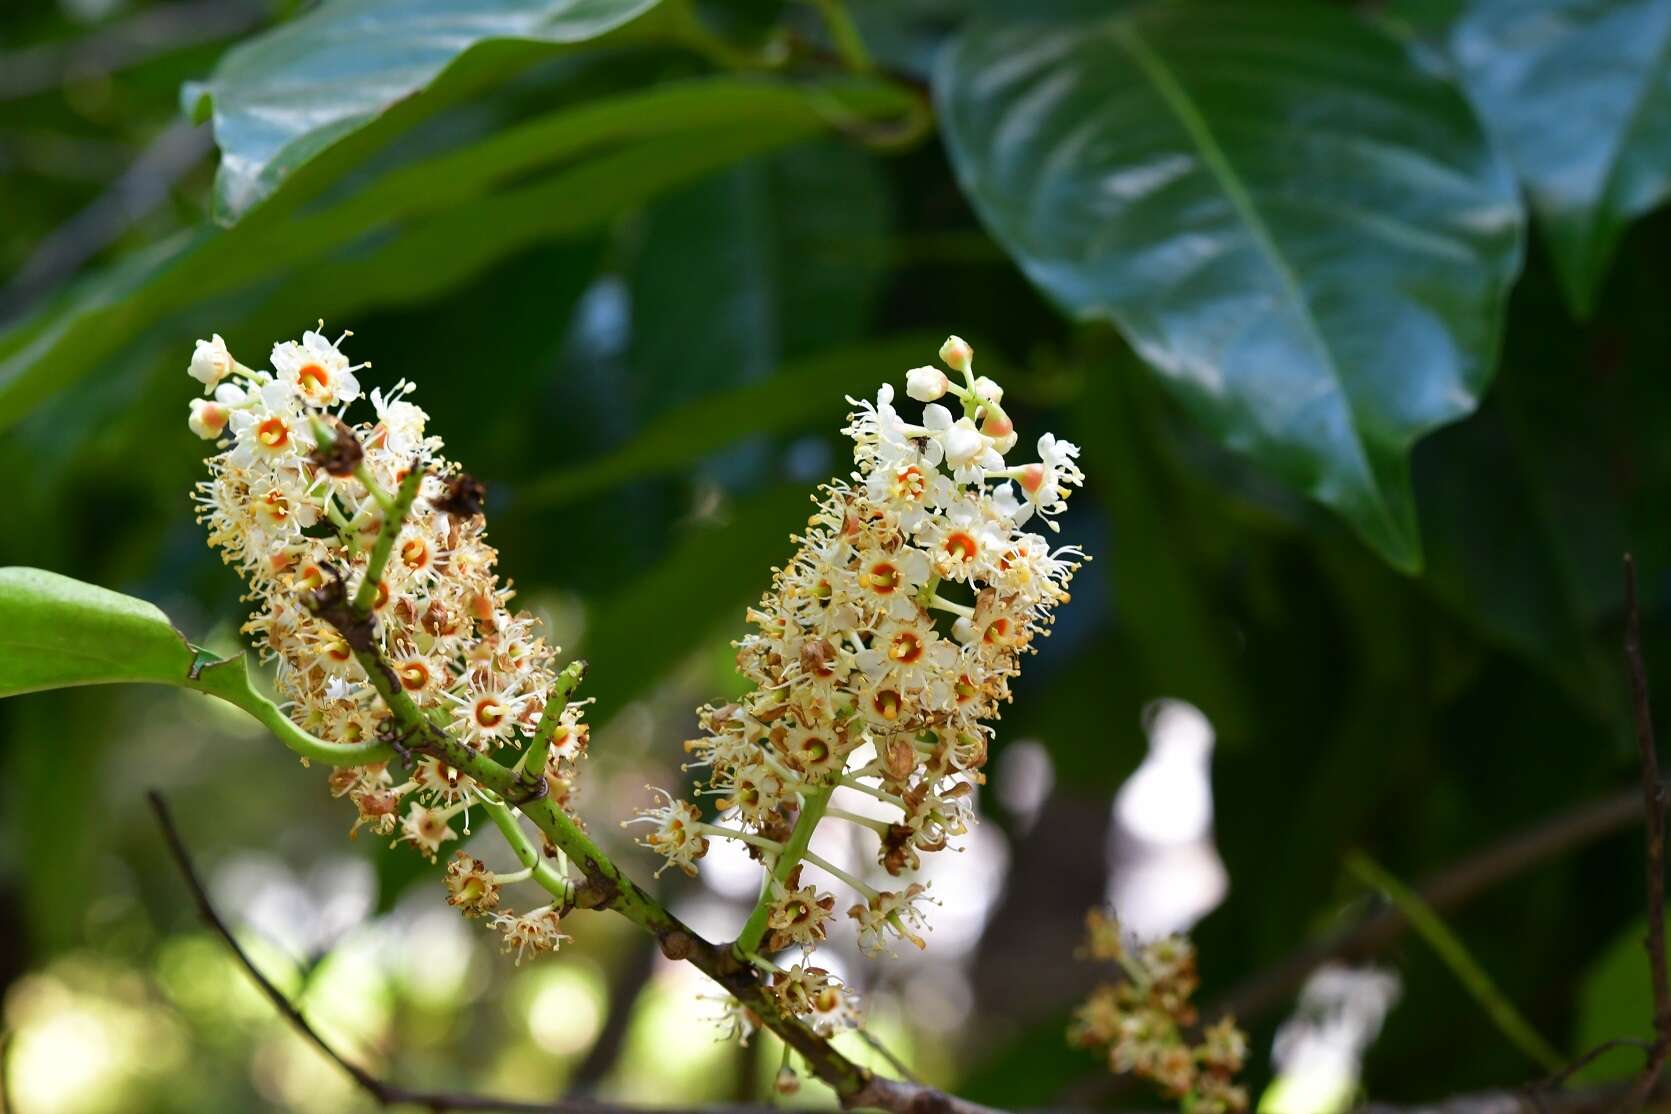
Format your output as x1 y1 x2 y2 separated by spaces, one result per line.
188 398 228 440
906 365 950 402
939 334 973 373
774 1067 800 1096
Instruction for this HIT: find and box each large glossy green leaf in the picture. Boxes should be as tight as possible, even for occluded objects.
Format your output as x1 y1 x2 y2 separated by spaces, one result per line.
188 0 661 220
0 567 197 695
1451 0 1671 317
937 2 1524 570
0 76 914 436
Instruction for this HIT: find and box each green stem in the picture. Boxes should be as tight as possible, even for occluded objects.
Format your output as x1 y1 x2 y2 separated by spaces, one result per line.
352 465 422 614
519 660 587 783
809 0 871 72
297 481 889 1109
186 655 391 767
480 795 571 901
735 784 834 957
1345 850 1563 1072
801 849 877 900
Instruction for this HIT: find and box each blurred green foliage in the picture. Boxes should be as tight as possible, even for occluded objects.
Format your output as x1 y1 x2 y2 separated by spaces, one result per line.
1 0 1669 1110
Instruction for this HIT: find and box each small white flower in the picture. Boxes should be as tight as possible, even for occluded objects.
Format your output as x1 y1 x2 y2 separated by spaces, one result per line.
271 328 362 407
189 334 235 392
906 365 950 402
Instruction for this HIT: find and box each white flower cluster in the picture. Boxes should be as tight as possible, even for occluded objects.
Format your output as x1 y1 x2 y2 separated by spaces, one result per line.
629 336 1083 1036
188 327 588 964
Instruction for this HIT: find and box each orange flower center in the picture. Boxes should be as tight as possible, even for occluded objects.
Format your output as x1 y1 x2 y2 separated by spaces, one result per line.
473 697 506 728
983 618 1010 645
863 562 901 594
872 690 902 721
890 631 925 664
398 661 429 690
296 363 330 398
256 416 290 449
400 537 429 570
261 490 289 522
944 531 978 562
891 465 926 501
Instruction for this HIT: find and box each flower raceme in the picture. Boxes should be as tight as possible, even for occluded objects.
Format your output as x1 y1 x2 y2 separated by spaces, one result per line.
187 327 1086 1044
628 336 1084 1037
188 326 589 964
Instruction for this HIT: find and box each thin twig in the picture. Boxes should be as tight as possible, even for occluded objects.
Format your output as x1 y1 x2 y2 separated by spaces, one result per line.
148 789 764 1114
852 1028 922 1086
1623 554 1671 1111
1540 1039 1656 1090
1210 782 1653 1024
1345 850 1563 1071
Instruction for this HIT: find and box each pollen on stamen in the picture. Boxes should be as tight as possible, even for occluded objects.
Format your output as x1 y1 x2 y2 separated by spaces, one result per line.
401 537 430 571
297 363 330 400
890 632 925 664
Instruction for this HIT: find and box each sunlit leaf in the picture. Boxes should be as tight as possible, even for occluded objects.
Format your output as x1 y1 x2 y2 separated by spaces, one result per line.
1453 0 1671 316
0 567 197 695
188 0 662 220
937 2 1524 570
0 568 389 764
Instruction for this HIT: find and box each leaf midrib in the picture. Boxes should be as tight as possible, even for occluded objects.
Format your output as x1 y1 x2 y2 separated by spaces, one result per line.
1107 17 1387 529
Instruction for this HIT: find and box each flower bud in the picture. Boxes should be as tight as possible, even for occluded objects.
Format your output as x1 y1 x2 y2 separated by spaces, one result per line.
906 365 950 402
973 375 1003 403
188 398 228 439
939 334 973 373
189 334 234 391
774 1067 801 1096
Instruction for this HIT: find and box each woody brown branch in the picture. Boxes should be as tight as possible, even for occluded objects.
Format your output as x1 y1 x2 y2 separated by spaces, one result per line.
1624 554 1671 1111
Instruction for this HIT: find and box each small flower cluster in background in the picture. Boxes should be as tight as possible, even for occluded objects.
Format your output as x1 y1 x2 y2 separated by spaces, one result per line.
629 336 1084 1038
1071 910 1248 1114
188 327 587 963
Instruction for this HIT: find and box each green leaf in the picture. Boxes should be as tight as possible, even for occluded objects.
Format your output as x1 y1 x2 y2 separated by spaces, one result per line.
519 335 937 508
0 76 914 436
1573 916 1659 1081
577 486 810 713
0 567 389 765
0 567 197 695
1451 0 1671 317
194 0 661 220
936 2 1524 570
